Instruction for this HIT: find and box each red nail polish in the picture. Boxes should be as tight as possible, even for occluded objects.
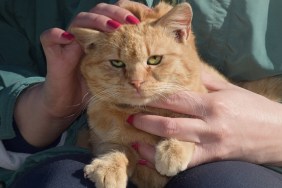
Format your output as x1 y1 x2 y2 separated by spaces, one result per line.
106 20 121 29
131 142 139 151
126 15 140 24
138 159 148 166
61 32 74 40
126 115 134 125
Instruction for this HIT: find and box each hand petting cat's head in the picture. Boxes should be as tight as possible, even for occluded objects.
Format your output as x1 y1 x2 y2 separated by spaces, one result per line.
71 3 201 106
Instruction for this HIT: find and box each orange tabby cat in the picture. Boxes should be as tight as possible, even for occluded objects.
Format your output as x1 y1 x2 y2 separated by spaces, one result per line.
69 1 271 188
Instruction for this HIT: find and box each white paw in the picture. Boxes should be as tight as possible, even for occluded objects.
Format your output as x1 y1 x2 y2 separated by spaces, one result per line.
155 139 194 176
84 153 128 188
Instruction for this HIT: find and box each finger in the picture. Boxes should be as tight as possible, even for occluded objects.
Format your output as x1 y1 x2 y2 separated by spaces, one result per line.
131 114 207 143
136 142 156 168
90 3 140 24
40 28 74 49
150 91 208 118
116 0 150 10
69 12 121 32
40 28 76 64
40 28 82 80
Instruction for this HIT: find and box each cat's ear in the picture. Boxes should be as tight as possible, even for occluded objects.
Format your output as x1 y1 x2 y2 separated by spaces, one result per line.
154 3 193 43
70 28 101 53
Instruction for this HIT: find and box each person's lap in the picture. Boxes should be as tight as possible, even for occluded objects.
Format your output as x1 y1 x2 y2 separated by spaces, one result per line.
10 154 282 188
166 160 282 188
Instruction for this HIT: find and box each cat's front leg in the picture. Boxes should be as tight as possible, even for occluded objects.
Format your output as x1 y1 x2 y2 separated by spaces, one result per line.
84 144 137 188
155 138 195 176
84 151 128 188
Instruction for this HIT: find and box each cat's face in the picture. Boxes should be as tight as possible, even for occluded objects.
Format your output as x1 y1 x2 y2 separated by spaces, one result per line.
72 3 195 105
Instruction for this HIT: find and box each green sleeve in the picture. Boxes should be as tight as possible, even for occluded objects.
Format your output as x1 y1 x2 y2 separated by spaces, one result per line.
0 19 45 139
188 0 282 81
0 0 109 139
0 0 105 185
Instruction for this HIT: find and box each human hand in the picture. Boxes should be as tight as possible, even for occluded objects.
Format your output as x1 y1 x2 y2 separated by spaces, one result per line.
40 28 87 119
14 29 87 147
41 0 142 118
14 1 144 147
128 72 282 168
69 0 143 32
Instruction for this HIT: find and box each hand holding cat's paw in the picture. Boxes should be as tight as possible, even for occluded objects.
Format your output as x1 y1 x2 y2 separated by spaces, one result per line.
84 152 129 188
155 139 194 176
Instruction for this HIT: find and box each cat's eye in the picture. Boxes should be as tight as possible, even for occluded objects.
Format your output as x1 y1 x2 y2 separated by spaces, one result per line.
110 60 125 68
147 56 162 65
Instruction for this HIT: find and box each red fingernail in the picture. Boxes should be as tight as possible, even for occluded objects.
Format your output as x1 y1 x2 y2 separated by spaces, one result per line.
126 15 140 24
61 32 74 40
138 159 148 166
126 115 134 125
131 142 139 152
106 20 121 29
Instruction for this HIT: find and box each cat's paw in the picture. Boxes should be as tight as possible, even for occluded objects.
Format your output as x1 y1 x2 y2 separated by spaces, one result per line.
84 152 128 188
155 139 194 176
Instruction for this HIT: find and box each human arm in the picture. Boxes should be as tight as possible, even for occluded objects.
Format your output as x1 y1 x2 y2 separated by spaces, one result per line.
13 28 86 147
128 72 282 168
12 1 140 148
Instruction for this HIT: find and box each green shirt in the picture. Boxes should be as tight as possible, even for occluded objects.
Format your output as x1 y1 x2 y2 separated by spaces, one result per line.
1 0 282 186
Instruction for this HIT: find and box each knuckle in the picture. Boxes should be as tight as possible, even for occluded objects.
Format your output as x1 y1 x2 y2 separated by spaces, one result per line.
210 101 224 114
215 127 228 142
40 29 52 42
160 118 178 137
211 99 237 117
39 31 46 42
92 3 107 11
166 93 181 105
211 124 229 142
76 12 88 19
115 0 124 6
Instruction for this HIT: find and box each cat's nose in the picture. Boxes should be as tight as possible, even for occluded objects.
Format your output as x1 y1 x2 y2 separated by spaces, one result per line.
130 80 145 90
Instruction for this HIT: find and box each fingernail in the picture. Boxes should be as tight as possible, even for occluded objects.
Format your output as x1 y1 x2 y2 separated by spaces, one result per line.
131 142 139 152
126 15 140 24
106 20 121 29
126 115 134 125
138 159 148 166
61 32 74 40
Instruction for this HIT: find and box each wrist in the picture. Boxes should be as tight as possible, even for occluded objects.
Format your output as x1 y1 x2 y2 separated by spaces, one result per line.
14 82 79 147
42 77 87 119
246 100 282 166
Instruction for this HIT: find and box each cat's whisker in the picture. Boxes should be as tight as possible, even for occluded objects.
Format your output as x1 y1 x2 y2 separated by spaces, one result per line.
63 95 96 119
90 87 123 104
148 83 207 117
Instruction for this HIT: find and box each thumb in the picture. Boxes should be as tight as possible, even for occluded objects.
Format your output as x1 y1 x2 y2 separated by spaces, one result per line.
40 28 83 77
40 28 75 49
40 28 78 63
